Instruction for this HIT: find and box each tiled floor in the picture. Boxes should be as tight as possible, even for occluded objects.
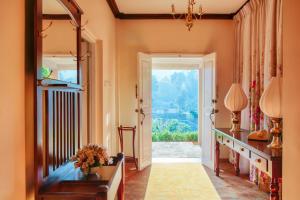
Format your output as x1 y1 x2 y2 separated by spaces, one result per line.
125 159 268 200
152 142 201 158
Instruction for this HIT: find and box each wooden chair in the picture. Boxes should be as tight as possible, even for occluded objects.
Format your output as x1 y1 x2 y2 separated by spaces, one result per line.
118 125 138 170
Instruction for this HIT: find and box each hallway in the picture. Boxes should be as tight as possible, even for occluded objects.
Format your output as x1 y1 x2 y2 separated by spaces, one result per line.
125 160 268 200
152 142 201 158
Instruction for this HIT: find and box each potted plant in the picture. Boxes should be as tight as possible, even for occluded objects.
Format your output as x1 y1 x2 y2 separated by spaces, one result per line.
41 66 53 79
71 144 112 175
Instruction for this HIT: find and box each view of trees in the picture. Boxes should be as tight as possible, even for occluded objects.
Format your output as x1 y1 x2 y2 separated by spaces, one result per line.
152 70 199 142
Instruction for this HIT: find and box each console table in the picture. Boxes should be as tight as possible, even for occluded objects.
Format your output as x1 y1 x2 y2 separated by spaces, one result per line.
214 128 282 200
38 154 125 200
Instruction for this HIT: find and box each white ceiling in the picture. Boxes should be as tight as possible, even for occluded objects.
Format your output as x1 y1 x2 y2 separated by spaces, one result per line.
43 56 76 66
115 0 248 14
43 0 68 14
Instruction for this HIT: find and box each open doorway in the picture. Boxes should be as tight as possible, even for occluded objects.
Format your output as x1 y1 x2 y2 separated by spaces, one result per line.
151 57 202 159
137 53 216 170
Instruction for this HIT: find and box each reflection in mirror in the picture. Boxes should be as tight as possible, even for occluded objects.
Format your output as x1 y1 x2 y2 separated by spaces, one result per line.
43 0 68 15
41 0 78 84
42 55 77 83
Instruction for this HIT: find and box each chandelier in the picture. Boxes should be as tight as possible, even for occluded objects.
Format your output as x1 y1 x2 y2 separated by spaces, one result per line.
171 0 204 31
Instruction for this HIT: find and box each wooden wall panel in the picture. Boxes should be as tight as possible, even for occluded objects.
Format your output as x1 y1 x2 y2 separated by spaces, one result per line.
34 0 83 196
48 91 54 173
44 90 49 177
74 93 78 152
41 89 81 178
77 93 81 149
52 91 56 171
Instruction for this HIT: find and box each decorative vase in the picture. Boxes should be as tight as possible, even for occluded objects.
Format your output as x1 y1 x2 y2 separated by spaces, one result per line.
89 166 100 175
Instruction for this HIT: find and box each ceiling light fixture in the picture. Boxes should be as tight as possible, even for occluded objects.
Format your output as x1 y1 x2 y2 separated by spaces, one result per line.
171 0 204 31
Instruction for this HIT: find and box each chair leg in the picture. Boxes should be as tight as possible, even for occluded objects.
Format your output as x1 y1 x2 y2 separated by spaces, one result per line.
118 126 138 170
132 130 138 170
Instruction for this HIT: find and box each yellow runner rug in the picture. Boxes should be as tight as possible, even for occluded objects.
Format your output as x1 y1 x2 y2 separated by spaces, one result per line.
144 163 221 200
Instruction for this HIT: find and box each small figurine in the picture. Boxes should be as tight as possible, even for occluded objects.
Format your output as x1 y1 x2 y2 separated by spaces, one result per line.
248 130 270 141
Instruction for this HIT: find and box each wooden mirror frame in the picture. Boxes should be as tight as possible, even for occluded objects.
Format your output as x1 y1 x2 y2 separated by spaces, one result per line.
33 0 83 198
37 0 83 85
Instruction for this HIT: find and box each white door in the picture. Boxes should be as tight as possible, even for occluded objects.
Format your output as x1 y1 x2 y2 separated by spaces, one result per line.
137 52 152 170
201 53 217 170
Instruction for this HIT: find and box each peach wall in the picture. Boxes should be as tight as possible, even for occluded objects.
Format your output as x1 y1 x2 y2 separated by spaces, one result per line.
42 20 76 54
282 0 300 199
116 20 235 157
76 0 117 155
0 1 26 200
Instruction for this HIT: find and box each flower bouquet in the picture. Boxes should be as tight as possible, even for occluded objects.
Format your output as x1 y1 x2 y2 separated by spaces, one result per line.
71 144 112 175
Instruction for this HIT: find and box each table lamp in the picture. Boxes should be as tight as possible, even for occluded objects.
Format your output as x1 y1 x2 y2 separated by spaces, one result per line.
259 77 282 149
224 83 248 132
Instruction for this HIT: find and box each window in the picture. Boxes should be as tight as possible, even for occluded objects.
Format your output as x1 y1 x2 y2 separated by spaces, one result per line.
58 70 77 83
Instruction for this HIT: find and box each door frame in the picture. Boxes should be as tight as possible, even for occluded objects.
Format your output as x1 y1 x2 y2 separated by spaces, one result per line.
138 53 204 163
151 53 204 145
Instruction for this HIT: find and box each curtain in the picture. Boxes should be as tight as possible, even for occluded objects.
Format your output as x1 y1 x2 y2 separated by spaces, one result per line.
235 0 283 132
233 0 282 192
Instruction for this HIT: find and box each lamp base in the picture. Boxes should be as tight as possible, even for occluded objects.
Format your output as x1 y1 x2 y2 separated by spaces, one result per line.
267 118 282 149
267 137 282 149
230 112 241 133
230 125 241 133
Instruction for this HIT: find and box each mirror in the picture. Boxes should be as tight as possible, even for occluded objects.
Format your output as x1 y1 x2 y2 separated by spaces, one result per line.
41 0 78 84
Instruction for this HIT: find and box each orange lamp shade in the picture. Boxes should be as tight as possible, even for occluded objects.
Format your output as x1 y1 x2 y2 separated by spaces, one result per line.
224 83 248 112
259 77 282 118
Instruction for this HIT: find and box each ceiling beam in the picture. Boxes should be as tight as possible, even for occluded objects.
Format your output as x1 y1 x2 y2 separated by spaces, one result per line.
106 0 120 18
234 0 250 15
106 0 249 20
118 13 234 20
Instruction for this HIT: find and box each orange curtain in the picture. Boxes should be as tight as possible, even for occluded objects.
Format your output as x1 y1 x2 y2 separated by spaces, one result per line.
234 0 282 132
233 0 282 188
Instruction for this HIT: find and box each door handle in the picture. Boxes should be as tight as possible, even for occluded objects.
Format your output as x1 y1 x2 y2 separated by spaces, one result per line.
209 112 214 125
140 108 146 125
135 108 146 125
209 108 219 125
213 109 219 114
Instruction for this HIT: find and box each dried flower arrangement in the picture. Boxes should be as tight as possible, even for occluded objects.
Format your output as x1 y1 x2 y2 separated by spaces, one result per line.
71 144 112 175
